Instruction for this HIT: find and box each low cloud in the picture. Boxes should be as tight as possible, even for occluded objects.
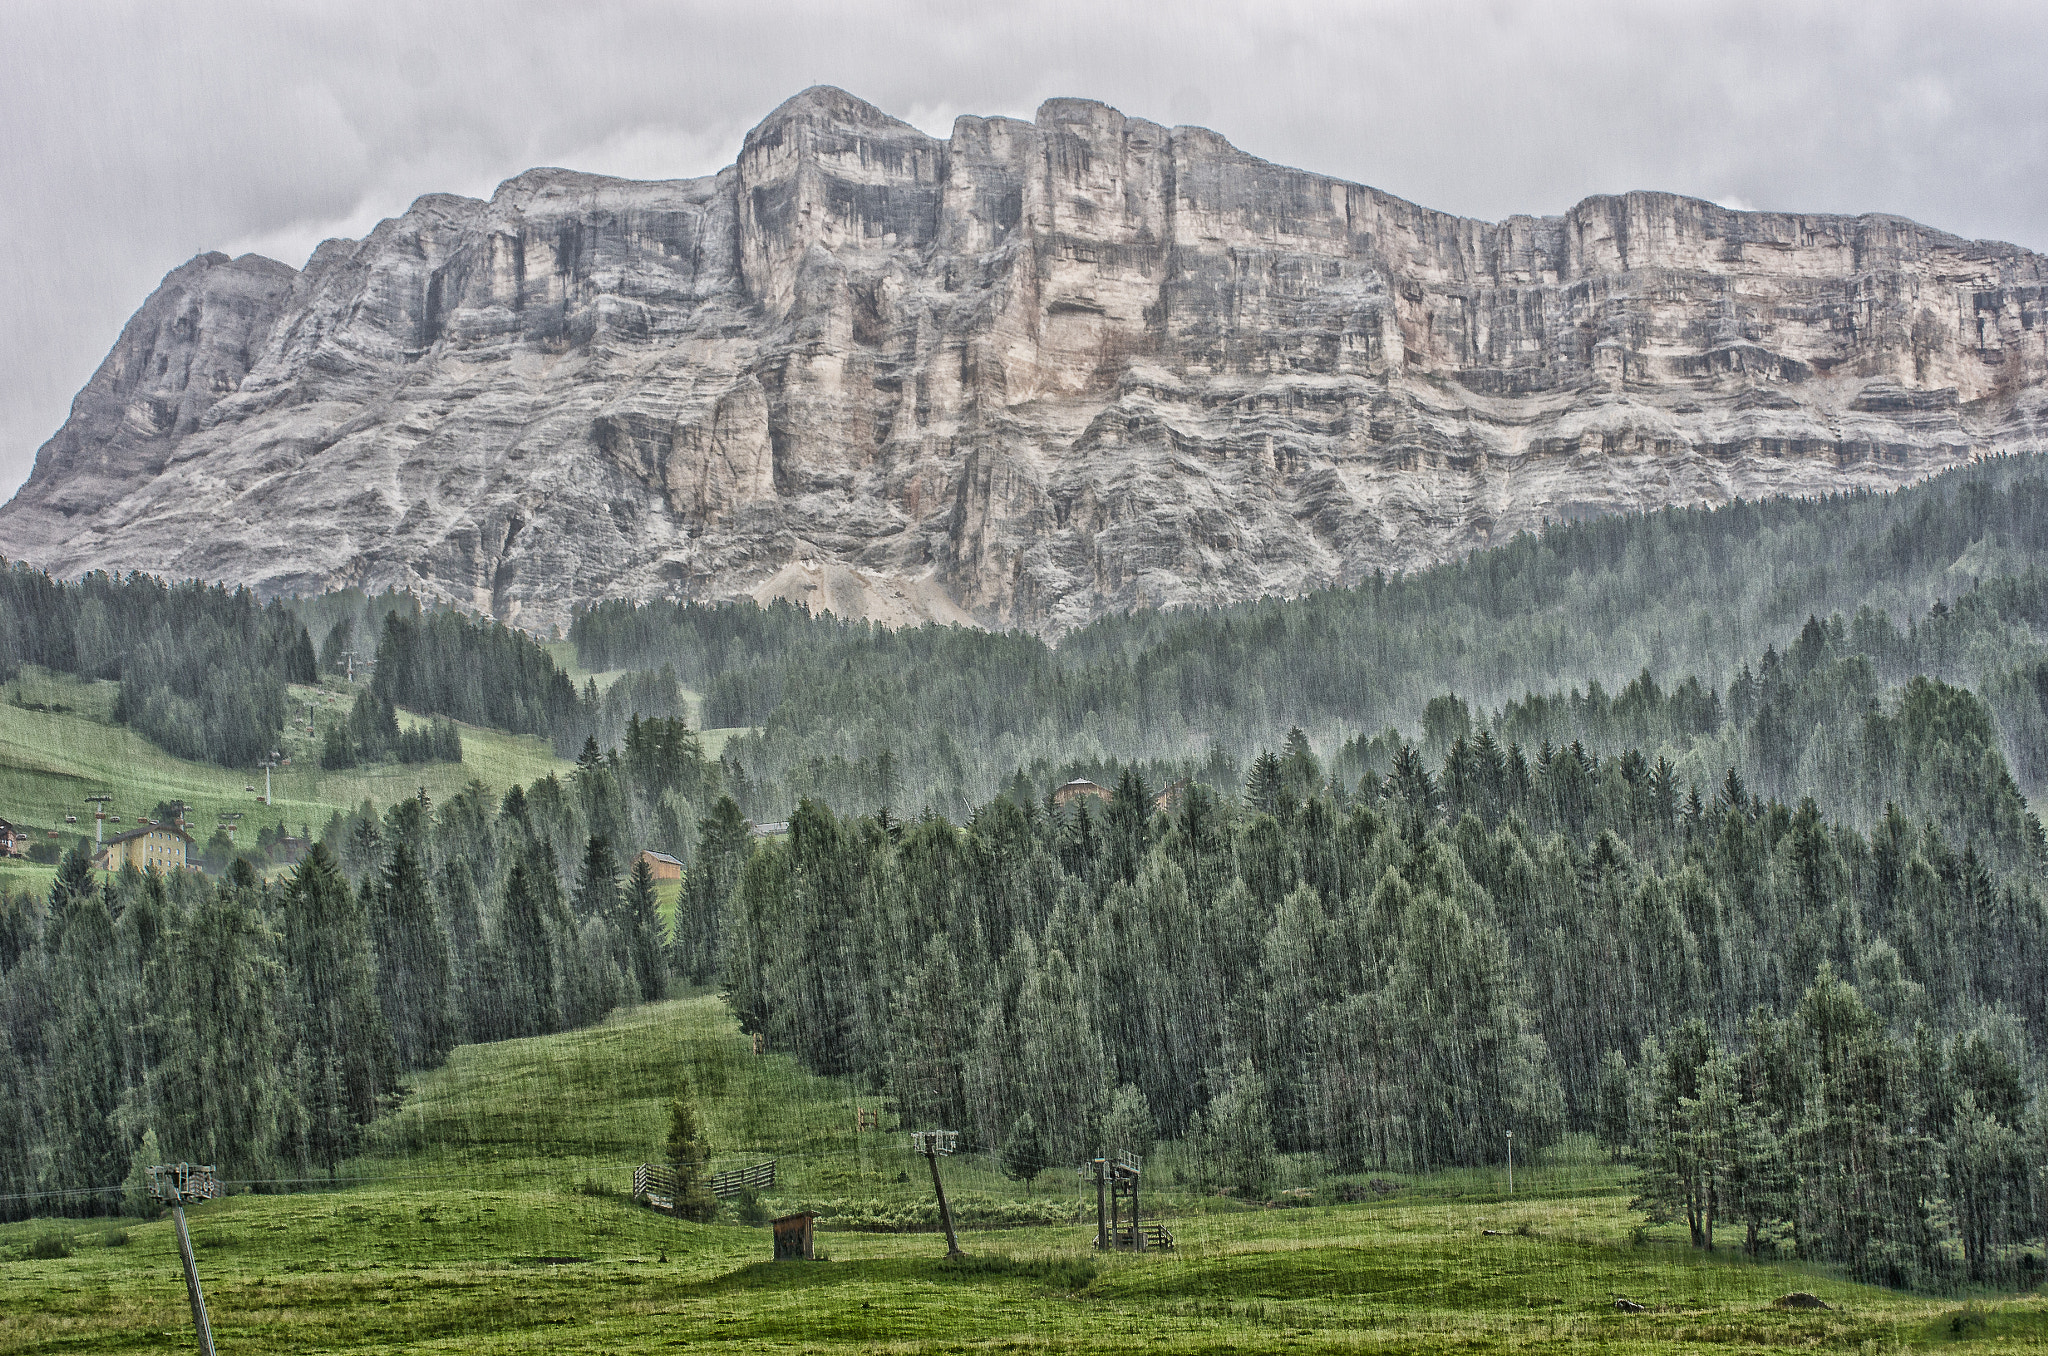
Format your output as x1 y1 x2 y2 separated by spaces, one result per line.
4 0 2044 498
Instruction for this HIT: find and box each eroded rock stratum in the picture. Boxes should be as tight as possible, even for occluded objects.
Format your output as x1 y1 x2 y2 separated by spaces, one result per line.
6 86 2047 633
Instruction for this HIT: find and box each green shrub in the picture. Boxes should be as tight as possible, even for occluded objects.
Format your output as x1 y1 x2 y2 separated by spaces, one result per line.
100 1228 130 1248
760 1193 1080 1233
1947 1303 1989 1337
939 1254 1099 1290
730 1186 769 1227
27 1231 73 1260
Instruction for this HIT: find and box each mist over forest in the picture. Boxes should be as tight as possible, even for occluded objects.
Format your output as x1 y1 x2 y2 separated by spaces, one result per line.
4 454 2048 1290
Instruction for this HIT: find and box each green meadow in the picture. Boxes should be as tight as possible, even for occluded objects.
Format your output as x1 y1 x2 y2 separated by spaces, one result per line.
544 640 752 760
4 993 2040 1354
0 667 574 843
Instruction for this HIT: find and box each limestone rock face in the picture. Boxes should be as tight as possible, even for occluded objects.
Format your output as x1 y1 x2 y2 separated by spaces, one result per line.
7 87 2048 633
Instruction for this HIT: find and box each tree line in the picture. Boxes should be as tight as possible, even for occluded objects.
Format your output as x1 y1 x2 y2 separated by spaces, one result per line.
565 456 2048 824
0 731 719 1220
0 564 315 766
710 703 2047 1286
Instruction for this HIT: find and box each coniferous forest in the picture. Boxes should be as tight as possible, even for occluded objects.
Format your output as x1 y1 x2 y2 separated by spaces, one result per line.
2 456 2048 1290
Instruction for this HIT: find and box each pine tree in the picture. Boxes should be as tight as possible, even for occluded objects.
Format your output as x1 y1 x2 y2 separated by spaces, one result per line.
370 843 457 1069
493 858 558 1038
44 875 126 1201
148 881 292 1182
677 796 751 984
280 843 395 1175
1000 1113 1049 1182
572 834 620 921
621 854 667 1003
1244 751 1284 817
1205 1062 1275 1201
663 1091 718 1222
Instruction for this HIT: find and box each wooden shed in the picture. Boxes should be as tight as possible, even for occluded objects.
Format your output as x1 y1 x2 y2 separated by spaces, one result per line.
636 849 684 882
771 1211 817 1261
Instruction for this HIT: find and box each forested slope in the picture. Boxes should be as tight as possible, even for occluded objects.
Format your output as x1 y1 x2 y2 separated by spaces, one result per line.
571 454 2048 825
6 459 2048 1292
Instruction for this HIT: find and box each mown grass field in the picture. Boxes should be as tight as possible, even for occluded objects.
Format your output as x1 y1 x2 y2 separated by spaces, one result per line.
0 667 574 844
4 993 2040 1354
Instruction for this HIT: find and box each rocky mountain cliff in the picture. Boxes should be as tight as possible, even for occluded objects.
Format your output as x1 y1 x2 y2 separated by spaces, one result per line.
7 86 2048 634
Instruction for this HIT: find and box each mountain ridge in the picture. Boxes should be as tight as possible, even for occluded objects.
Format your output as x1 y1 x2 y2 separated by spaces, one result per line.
5 84 2046 633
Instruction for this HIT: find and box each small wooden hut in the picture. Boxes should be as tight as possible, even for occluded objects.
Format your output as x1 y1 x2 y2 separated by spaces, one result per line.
771 1211 817 1260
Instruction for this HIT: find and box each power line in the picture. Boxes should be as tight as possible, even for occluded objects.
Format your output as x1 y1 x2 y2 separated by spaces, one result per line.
0 1183 125 1204
0 1163 654 1206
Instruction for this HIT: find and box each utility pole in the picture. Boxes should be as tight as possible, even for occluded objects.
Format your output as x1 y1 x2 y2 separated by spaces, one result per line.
148 1163 220 1356
1506 1129 1514 1196
1092 1157 1108 1251
85 795 112 845
910 1130 963 1259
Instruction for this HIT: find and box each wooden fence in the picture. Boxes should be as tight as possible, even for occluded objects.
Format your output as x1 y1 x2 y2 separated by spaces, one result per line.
632 1159 776 1206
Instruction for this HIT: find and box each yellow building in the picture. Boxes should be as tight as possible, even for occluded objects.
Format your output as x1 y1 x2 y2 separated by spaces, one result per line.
95 823 196 873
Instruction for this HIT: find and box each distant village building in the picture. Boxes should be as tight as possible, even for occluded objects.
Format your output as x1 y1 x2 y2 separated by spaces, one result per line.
273 835 312 866
1052 779 1112 808
94 823 195 873
636 849 684 882
0 819 27 858
1153 779 1189 812
749 821 790 839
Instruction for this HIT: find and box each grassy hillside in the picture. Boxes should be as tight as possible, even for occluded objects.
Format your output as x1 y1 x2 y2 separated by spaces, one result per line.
545 639 751 760
3 993 2038 1354
0 666 574 843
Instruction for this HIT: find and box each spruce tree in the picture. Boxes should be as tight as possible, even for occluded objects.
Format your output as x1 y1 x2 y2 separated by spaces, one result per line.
676 796 751 984
1103 1084 1156 1160
280 843 395 1174
492 858 557 1038
572 834 620 922
1000 1113 1049 1183
621 854 667 1002
370 843 458 1070
44 875 125 1201
663 1091 718 1222
148 881 292 1182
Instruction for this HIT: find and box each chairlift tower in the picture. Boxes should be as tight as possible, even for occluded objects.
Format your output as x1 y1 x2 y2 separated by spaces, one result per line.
1091 1150 1150 1251
84 795 113 845
148 1163 221 1356
909 1130 964 1258
258 755 280 806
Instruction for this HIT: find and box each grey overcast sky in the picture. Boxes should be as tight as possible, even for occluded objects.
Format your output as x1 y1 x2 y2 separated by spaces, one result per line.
3 0 2044 500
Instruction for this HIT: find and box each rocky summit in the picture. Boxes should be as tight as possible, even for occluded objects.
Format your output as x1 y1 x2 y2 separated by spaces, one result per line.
6 86 2048 634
